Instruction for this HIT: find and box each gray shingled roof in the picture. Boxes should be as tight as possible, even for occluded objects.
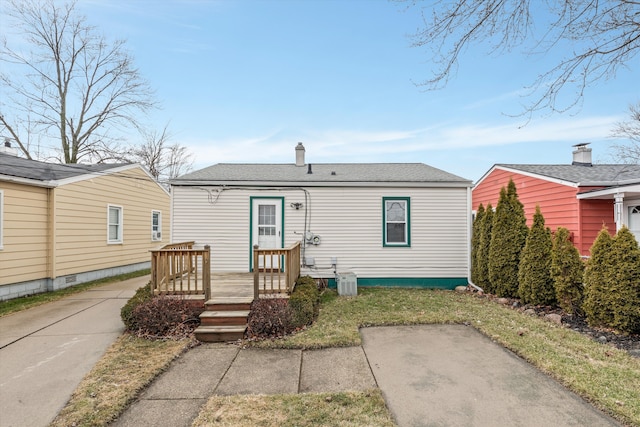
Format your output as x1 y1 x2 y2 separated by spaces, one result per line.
498 164 640 185
173 162 471 185
0 152 130 182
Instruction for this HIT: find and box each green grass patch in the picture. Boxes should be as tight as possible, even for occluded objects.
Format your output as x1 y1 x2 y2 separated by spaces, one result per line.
192 389 395 427
0 269 150 317
49 334 191 427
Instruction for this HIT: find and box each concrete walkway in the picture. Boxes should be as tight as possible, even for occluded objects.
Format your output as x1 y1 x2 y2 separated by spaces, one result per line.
113 325 621 427
0 275 147 427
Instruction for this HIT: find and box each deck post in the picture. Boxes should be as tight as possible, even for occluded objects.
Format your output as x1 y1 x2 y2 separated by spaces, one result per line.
204 245 211 301
253 244 259 300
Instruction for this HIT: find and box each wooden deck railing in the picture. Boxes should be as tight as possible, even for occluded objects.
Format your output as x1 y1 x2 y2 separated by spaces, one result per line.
253 241 301 299
150 242 211 300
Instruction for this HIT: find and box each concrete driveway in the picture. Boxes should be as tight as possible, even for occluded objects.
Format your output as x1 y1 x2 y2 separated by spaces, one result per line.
361 325 621 427
0 276 147 427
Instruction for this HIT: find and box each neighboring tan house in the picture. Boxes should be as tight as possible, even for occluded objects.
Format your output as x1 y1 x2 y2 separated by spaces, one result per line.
0 151 170 300
473 144 640 256
169 143 473 289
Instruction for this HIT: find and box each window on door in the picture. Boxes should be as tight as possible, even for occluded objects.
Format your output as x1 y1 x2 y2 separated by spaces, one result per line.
383 197 410 247
258 204 276 238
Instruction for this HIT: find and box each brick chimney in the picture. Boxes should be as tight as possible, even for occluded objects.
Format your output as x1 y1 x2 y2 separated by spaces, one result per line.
572 143 592 166
295 142 305 167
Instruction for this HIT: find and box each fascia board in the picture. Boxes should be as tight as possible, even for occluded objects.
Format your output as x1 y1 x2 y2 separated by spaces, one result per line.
0 174 57 188
577 183 640 199
490 165 579 188
169 180 472 188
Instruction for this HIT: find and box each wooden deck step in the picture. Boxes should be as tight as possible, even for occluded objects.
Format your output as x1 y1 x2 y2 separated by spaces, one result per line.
199 310 250 326
205 297 253 311
194 325 247 342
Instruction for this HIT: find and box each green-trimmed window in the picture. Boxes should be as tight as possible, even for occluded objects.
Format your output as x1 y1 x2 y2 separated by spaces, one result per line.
383 197 410 247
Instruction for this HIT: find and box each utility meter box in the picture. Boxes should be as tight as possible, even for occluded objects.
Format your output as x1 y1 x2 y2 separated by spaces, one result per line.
337 272 357 296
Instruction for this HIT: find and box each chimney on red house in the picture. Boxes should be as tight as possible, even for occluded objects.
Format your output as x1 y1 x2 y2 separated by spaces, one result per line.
572 143 592 166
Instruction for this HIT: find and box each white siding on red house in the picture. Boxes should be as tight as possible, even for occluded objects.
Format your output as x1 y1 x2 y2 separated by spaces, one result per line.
171 185 470 280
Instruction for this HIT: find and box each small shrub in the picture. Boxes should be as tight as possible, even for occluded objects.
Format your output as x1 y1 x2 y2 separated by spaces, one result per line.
551 227 585 315
471 204 485 285
126 296 203 339
121 283 153 330
289 276 320 328
246 298 293 338
518 205 555 306
489 180 528 298
608 227 640 333
476 203 494 293
583 227 615 327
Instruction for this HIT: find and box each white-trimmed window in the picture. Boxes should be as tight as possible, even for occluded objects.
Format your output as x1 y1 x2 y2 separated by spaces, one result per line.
108 205 123 244
383 197 410 247
151 210 162 241
0 190 4 250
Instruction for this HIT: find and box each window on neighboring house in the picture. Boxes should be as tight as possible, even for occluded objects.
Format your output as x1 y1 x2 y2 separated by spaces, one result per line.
152 210 162 241
383 197 410 247
0 190 4 250
108 205 123 244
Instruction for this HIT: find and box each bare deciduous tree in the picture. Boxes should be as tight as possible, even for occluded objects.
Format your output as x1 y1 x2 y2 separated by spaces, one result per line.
612 102 640 164
0 0 155 163
130 125 194 183
408 0 640 115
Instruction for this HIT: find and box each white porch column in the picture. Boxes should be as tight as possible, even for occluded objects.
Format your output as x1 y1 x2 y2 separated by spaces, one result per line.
614 192 625 232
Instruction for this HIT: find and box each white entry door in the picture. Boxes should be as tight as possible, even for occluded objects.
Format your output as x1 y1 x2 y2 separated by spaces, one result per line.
252 199 282 269
629 205 640 243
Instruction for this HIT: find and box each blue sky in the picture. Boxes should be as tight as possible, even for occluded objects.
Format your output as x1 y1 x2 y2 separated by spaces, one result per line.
4 0 639 182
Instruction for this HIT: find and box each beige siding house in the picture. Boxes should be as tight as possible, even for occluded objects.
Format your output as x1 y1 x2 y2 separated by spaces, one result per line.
170 144 473 289
0 153 170 300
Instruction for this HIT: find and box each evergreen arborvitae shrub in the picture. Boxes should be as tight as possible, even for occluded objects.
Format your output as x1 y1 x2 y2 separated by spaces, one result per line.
476 204 494 293
608 227 640 333
550 227 585 315
488 180 528 298
518 205 555 306
583 227 614 327
471 204 485 285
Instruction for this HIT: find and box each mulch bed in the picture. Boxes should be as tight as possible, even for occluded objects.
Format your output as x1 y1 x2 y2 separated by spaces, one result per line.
472 291 640 354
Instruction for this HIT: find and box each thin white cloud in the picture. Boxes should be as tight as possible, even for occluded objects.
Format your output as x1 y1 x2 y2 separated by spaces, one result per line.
463 89 525 110
185 114 624 168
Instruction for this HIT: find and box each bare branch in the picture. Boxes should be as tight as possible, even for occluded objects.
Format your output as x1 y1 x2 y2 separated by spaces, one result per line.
407 0 640 115
0 0 157 163
611 102 640 164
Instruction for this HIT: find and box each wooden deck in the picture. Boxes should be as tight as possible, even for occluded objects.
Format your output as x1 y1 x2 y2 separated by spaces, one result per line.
211 272 255 299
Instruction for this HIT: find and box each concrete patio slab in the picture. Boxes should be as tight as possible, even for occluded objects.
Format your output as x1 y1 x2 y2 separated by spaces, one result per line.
361 324 620 427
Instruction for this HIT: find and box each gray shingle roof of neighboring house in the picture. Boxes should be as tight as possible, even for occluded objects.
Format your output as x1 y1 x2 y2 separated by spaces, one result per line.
0 152 131 183
173 163 472 185
497 164 640 185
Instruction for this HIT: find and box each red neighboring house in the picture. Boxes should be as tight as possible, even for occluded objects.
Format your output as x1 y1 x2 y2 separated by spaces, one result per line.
473 144 640 256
